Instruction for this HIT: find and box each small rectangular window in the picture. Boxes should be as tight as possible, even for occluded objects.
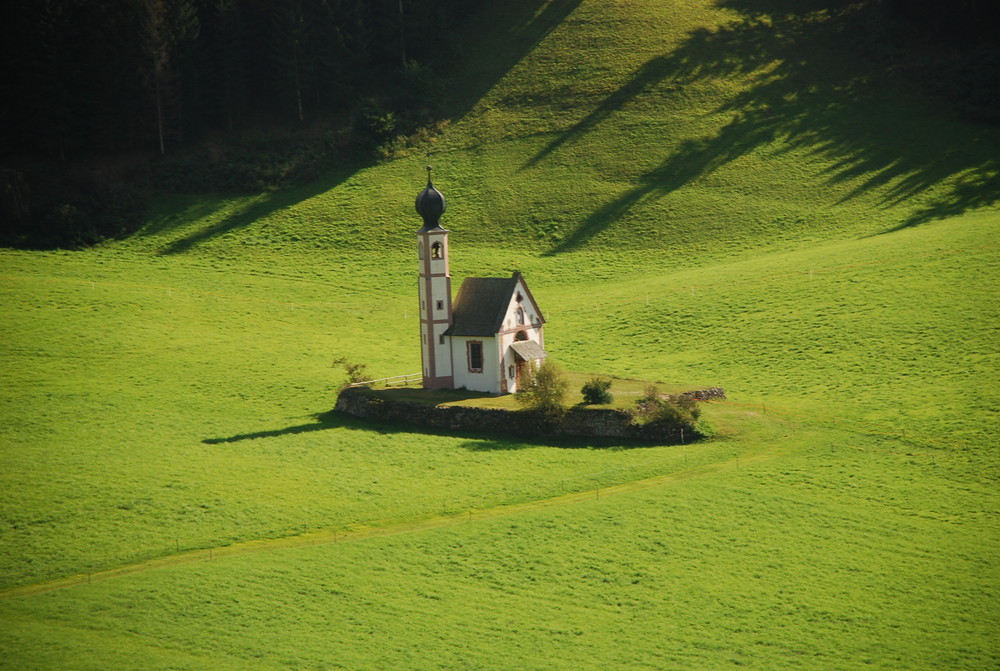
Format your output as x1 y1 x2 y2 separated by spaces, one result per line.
436 300 444 311
467 341 483 373
439 334 445 345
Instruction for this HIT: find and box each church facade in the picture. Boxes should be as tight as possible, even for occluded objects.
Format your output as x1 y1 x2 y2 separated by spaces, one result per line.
415 169 547 394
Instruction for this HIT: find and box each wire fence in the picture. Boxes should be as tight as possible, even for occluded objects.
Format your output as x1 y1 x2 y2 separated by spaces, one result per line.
347 372 422 388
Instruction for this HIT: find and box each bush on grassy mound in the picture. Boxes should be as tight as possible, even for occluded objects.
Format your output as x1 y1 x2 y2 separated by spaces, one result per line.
581 377 613 405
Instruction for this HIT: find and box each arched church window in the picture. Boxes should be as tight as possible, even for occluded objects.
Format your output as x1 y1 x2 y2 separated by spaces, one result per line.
431 242 443 259
515 307 525 325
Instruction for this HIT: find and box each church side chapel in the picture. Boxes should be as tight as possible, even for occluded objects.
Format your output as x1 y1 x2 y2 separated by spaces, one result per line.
414 168 547 394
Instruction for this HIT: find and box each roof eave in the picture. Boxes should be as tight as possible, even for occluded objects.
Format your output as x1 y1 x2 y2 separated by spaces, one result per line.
511 271 546 325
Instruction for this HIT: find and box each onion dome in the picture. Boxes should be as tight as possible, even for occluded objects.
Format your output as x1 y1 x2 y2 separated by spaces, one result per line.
415 166 446 231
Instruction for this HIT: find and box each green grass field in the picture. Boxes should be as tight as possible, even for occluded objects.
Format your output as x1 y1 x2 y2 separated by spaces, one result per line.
2 0 998 668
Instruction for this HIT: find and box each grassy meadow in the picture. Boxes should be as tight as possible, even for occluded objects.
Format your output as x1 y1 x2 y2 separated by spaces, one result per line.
2 0 998 668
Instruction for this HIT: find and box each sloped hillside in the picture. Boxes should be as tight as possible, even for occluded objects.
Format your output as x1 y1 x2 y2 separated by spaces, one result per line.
127 0 998 265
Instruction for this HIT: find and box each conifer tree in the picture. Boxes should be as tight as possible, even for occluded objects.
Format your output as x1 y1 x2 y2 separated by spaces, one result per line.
141 0 199 154
269 0 317 123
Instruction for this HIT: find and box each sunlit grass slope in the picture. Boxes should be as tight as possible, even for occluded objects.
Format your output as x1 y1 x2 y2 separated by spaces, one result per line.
0 250 746 589
1 426 996 669
1 0 998 668
2 210 997 668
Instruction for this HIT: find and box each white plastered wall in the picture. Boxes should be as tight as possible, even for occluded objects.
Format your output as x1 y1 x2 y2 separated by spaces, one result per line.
451 336 499 393
417 230 452 385
432 322 452 377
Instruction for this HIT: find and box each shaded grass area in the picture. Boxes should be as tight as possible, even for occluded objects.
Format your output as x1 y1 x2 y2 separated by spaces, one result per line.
107 0 585 258
144 164 362 256
533 1 999 253
201 410 349 445
108 0 1000 267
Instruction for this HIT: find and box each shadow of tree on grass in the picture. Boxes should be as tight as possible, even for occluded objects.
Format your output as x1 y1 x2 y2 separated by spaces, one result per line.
446 0 584 120
538 0 999 253
142 162 361 255
524 54 678 170
132 1 583 255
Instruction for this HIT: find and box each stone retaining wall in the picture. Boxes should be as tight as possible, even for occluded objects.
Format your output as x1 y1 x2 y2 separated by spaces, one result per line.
335 386 725 444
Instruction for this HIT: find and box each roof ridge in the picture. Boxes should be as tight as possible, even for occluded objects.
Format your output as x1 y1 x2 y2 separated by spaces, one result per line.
444 273 544 337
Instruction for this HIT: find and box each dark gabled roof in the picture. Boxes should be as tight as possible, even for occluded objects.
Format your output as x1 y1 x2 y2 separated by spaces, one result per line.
445 271 545 337
445 276 517 337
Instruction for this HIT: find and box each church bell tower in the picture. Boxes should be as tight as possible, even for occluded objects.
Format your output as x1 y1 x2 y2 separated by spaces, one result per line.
415 167 454 390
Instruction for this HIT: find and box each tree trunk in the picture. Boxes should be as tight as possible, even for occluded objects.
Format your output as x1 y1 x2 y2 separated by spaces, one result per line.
399 0 407 68
154 59 165 154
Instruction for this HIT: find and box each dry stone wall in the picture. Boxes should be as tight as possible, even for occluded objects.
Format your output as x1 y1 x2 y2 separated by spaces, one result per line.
335 386 725 444
680 387 726 401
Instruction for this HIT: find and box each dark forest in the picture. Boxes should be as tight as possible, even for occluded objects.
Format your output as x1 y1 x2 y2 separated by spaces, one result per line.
0 0 472 247
1 0 470 157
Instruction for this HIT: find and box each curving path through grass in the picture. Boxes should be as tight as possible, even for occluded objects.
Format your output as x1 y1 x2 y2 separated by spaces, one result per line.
0 448 780 600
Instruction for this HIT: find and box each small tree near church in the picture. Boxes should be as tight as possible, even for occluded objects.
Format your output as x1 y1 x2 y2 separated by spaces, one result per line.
514 359 568 419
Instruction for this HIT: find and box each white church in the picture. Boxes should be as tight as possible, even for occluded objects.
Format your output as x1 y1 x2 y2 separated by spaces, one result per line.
414 168 548 394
